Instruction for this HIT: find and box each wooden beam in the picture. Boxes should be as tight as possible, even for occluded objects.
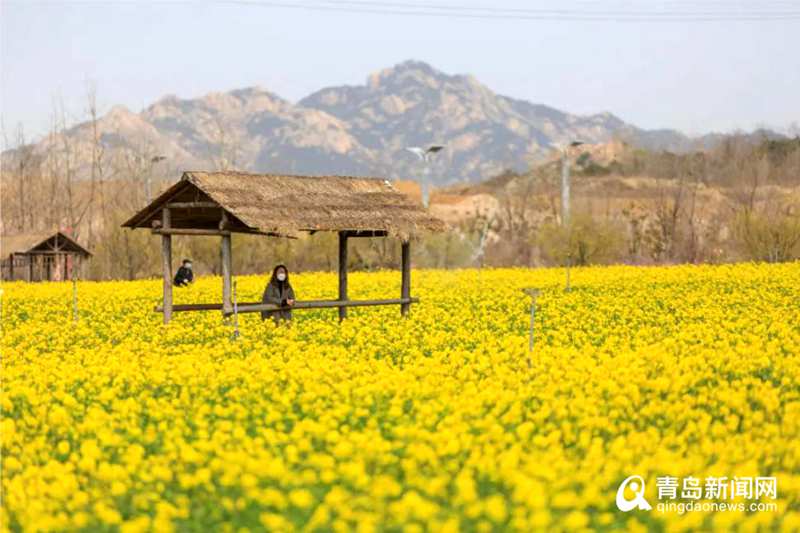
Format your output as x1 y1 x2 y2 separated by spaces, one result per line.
343 230 388 238
12 251 85 256
155 302 229 312
338 231 348 321
153 228 232 236
401 240 411 316
28 255 33 282
221 212 233 315
230 298 419 315
154 297 420 314
162 208 173 324
9 253 14 281
152 227 283 237
166 201 219 209
227 227 292 237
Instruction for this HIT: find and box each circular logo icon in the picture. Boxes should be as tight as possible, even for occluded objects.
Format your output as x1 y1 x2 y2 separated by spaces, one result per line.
616 475 652 511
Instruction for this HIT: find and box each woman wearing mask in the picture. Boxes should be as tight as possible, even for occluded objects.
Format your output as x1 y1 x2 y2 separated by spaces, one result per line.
261 265 296 323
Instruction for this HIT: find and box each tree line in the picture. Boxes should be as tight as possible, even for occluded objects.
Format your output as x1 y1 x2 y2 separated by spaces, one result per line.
479 136 800 267
2 91 798 280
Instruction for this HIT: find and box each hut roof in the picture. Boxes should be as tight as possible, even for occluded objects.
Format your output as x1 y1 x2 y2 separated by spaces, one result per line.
1 231 92 258
122 171 447 239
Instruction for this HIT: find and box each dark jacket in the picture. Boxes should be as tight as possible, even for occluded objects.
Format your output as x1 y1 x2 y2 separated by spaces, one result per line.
174 266 193 286
261 267 295 322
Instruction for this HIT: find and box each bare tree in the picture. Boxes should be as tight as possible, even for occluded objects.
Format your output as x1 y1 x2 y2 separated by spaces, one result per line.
83 81 106 249
210 115 240 171
1 124 40 232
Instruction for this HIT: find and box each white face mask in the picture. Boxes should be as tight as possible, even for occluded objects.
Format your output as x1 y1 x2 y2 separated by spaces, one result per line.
185 263 192 270
277 272 286 281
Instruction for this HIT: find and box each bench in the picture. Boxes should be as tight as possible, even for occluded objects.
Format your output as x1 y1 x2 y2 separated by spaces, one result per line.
155 297 419 316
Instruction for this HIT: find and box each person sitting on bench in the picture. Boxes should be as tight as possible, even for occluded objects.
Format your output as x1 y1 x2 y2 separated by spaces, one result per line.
174 259 194 287
261 264 295 323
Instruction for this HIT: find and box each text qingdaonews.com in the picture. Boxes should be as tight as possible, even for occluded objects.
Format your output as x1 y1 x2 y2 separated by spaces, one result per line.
657 501 779 514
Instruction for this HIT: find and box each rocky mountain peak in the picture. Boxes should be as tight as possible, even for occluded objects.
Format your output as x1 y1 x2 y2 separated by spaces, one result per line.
367 60 445 89
6 61 708 185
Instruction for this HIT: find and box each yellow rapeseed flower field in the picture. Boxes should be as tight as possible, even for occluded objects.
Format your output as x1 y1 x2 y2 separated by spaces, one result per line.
2 263 799 532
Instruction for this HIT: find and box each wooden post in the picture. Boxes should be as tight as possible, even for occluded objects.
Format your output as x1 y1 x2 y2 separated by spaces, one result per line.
221 212 233 315
401 240 411 316
162 208 173 324
232 279 240 339
63 254 69 282
28 255 34 282
9 253 14 281
72 261 78 323
338 231 348 321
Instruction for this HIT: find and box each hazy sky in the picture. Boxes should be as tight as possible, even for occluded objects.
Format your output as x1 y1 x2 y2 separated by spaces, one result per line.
2 0 799 142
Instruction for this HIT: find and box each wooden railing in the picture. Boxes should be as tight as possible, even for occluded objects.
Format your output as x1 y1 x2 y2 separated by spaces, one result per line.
155 297 419 315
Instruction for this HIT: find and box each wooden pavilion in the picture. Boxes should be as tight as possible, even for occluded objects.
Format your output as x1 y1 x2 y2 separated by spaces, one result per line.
122 171 446 323
1 231 91 282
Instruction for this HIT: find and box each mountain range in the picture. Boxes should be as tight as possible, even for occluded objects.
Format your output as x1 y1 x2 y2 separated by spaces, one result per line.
5 60 782 185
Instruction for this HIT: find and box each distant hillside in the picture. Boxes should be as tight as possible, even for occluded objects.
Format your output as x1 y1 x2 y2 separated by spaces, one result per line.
2 60 786 184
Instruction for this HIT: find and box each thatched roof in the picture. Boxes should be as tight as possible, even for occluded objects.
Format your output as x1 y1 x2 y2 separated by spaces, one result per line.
123 171 447 239
1 231 92 258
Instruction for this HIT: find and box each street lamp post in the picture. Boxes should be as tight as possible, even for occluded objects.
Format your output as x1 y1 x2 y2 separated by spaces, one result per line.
560 141 584 291
405 145 444 207
561 149 571 227
146 155 167 204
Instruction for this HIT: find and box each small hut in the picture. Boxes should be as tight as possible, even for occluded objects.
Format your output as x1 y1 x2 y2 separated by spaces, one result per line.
122 171 446 323
1 231 92 282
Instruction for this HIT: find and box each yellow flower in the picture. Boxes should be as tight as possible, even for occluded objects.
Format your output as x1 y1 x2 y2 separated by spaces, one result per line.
484 494 508 523
288 488 314 509
56 440 70 455
1 264 797 531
